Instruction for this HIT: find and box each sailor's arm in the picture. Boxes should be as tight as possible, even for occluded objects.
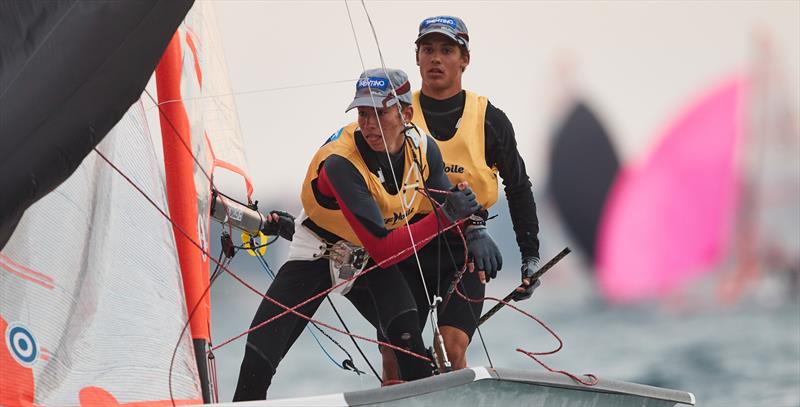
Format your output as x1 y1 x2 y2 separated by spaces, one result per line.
485 102 541 296
485 102 541 261
319 155 476 267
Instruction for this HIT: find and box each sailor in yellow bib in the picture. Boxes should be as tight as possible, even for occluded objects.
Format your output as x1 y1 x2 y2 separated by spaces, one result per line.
378 15 544 382
300 122 430 246
412 90 498 210
234 68 481 400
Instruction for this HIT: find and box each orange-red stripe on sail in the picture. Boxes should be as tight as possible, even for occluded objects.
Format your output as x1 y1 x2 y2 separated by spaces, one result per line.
204 132 255 203
79 387 202 406
213 159 255 202
185 31 202 88
0 255 54 290
155 32 210 341
0 254 54 283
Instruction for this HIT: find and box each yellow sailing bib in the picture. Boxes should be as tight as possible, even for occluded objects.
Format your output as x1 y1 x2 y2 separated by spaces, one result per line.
300 122 429 245
412 90 498 210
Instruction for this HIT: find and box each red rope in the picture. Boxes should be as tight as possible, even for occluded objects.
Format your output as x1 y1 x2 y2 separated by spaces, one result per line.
417 184 597 386
453 283 598 386
97 143 595 388
209 222 463 360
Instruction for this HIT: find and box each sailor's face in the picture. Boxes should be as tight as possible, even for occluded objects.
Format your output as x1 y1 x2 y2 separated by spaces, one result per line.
356 105 411 154
416 34 468 96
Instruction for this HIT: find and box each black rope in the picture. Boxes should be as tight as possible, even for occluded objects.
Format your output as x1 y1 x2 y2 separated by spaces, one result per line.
324 295 382 381
255 251 377 379
411 136 495 369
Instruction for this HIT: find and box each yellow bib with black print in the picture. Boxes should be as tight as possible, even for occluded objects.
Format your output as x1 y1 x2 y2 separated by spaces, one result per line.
412 90 498 211
300 122 430 246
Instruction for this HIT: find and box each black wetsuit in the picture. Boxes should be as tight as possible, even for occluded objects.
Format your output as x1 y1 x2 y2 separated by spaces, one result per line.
394 90 541 341
233 133 452 401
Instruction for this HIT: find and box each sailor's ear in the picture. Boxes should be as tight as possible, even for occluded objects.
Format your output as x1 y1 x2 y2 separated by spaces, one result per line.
402 105 414 122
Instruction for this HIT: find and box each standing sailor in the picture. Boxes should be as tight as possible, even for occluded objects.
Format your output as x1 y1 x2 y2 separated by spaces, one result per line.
380 15 543 380
233 68 480 400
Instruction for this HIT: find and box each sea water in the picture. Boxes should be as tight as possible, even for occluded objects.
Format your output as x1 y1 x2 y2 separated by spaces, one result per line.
209 213 800 406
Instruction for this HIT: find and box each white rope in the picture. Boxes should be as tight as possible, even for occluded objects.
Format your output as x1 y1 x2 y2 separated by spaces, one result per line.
345 0 435 310
143 78 355 111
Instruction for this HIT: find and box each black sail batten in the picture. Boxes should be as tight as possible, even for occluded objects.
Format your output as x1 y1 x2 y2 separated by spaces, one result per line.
547 101 619 262
0 0 195 250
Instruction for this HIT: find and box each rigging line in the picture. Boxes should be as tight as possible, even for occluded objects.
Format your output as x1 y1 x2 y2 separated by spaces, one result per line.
417 176 494 370
359 0 406 124
325 294 382 381
356 2 467 372
209 249 227 284
414 154 458 344
348 0 434 312
213 221 460 353
92 146 238 406
216 252 437 363
253 252 355 372
415 158 494 368
144 79 356 111
92 143 399 400
363 0 493 367
93 143 441 371
344 2 441 367
142 88 216 189
453 283 597 386
262 247 374 377
105 123 436 361
258 255 392 382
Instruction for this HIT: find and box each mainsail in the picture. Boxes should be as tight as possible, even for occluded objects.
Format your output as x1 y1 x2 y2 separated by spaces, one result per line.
0 0 193 250
1 102 202 405
0 1 251 405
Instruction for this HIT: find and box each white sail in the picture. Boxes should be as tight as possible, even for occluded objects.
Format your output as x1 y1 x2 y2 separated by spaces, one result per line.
1 101 202 405
0 2 254 405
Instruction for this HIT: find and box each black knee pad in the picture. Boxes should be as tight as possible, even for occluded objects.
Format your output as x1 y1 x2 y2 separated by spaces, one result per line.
385 311 432 381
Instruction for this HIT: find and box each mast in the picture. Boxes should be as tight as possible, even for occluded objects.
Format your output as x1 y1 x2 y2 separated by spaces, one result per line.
155 33 213 403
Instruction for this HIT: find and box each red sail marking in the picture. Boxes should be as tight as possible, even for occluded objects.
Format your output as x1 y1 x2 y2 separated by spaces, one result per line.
185 30 202 88
204 132 254 202
79 387 202 406
0 316 36 407
0 254 54 290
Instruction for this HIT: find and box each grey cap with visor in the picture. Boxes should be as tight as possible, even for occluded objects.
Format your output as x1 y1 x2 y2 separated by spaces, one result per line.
415 16 469 50
345 68 412 112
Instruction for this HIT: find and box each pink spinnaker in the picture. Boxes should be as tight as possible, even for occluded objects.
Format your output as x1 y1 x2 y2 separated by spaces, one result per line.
596 76 747 303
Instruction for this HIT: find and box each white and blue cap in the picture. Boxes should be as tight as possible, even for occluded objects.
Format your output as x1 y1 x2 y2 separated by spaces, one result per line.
345 68 412 112
415 16 469 50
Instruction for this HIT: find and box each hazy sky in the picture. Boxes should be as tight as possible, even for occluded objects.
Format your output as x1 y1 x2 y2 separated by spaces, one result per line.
204 1 799 209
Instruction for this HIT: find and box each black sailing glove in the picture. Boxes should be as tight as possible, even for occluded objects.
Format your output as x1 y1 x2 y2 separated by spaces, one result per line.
465 225 503 281
261 210 295 241
440 186 479 223
512 256 541 301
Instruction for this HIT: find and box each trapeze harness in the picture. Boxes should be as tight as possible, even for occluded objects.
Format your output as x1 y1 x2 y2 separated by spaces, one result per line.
412 90 498 211
291 122 430 294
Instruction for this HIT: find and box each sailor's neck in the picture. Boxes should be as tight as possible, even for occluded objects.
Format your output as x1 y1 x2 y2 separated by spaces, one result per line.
420 83 464 101
419 90 466 111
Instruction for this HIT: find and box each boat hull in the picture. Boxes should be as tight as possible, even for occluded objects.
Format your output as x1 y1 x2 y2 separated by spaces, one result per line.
215 367 695 406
